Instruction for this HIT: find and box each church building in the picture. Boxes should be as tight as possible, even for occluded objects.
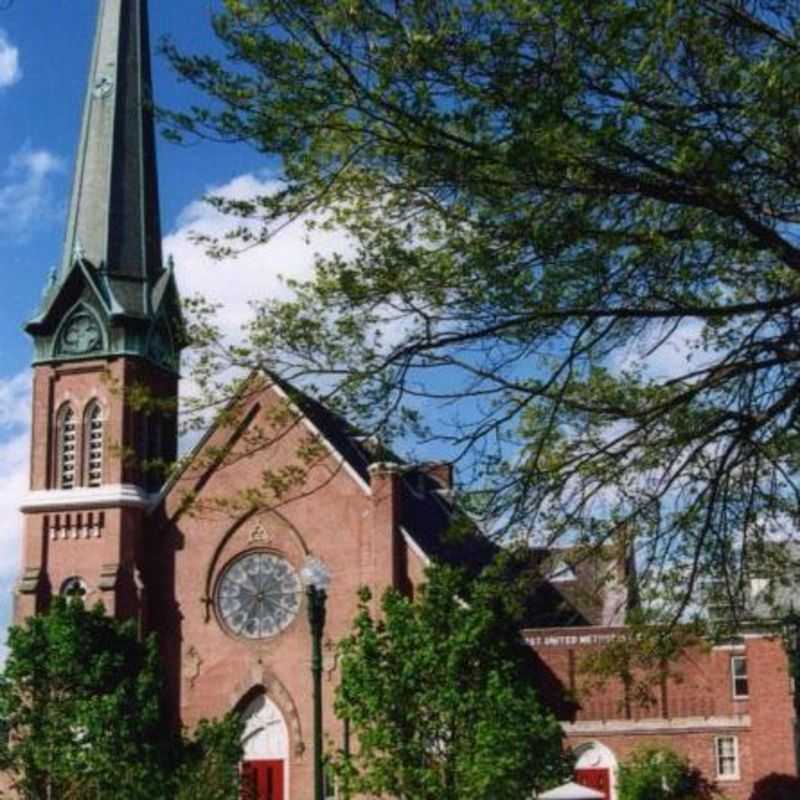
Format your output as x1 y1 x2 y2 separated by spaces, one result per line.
13 3 800 800
14 4 472 799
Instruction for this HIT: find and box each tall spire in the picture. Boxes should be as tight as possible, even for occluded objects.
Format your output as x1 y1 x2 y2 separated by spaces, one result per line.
27 0 182 374
62 0 163 295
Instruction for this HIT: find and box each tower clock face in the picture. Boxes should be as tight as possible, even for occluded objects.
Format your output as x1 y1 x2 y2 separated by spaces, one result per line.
60 312 102 355
215 552 302 639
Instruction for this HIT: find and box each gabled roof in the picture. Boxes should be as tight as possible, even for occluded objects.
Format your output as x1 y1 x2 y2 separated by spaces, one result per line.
153 371 496 569
153 372 642 612
398 466 497 571
265 373 373 485
26 259 113 335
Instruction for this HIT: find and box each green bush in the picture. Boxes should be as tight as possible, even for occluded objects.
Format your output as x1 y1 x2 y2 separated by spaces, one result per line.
617 747 720 800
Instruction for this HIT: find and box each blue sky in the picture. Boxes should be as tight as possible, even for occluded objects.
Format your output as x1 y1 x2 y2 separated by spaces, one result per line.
0 2 704 654
0 0 354 653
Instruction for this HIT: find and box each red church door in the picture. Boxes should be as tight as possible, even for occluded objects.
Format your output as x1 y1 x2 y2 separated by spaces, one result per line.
576 768 610 800
241 760 284 800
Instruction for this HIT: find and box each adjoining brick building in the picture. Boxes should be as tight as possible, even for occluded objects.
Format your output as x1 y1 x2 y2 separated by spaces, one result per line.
12 3 800 800
524 549 800 800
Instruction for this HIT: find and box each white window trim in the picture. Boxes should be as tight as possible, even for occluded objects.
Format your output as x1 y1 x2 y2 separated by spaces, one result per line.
730 655 749 700
714 735 740 781
84 401 104 488
57 403 78 490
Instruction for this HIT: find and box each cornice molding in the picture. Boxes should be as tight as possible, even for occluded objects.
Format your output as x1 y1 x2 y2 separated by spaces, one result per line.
21 484 156 513
563 714 751 736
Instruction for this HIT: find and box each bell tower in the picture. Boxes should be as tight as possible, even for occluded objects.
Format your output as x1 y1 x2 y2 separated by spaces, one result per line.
16 0 182 621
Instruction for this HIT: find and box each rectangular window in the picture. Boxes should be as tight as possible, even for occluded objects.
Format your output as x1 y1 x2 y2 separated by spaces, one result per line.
731 656 749 699
715 736 740 780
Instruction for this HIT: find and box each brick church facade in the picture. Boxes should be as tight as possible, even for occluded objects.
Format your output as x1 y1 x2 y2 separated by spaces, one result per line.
12 2 800 800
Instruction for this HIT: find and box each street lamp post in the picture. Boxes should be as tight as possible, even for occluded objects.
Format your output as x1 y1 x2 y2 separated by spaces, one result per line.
300 556 331 800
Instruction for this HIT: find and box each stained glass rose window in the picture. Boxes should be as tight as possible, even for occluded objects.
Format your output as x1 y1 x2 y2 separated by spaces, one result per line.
215 552 302 639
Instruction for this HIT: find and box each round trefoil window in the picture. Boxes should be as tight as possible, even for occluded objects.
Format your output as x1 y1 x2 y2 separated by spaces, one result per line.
215 552 302 639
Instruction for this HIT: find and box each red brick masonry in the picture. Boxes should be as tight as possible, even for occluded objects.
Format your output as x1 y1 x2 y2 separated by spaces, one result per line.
527 626 799 800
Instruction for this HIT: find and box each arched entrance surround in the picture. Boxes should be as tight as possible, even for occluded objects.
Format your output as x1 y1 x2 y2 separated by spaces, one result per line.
574 740 618 800
240 694 289 800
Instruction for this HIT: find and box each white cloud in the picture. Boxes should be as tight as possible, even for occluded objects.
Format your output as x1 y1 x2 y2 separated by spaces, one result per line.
0 143 65 241
0 370 31 664
610 319 706 380
0 30 21 89
0 369 31 430
0 429 27 663
0 371 29 576
164 173 355 340
0 371 31 659
0 430 27 579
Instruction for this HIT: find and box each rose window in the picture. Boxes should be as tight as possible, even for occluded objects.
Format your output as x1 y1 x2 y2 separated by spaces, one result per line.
215 552 302 639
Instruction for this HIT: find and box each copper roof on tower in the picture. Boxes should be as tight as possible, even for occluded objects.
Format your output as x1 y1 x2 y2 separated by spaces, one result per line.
61 0 163 305
27 0 182 372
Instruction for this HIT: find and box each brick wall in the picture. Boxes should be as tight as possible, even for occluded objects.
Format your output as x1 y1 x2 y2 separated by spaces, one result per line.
527 626 799 800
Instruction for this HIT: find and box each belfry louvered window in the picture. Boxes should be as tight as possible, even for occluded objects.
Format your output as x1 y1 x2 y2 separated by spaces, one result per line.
58 405 77 489
84 402 104 487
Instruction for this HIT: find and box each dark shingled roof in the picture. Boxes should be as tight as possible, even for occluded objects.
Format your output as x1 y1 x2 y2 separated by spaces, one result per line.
397 467 498 571
265 373 373 484
267 373 497 570
157 370 634 625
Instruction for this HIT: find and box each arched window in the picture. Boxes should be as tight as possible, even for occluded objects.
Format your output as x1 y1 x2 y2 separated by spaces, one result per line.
84 402 104 488
57 404 77 490
60 576 88 599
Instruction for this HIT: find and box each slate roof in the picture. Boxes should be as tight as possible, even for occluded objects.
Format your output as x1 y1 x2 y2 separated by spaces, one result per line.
266 373 498 570
266 374 373 485
265 375 637 619
516 547 634 628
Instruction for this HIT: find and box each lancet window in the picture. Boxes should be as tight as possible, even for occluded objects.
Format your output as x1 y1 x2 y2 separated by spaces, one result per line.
57 404 78 490
84 402 104 488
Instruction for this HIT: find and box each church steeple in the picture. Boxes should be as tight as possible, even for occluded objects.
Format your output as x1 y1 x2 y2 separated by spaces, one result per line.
17 0 180 622
62 0 163 287
26 0 181 374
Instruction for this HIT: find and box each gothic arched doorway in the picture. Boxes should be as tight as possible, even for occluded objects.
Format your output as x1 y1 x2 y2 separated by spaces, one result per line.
241 693 289 800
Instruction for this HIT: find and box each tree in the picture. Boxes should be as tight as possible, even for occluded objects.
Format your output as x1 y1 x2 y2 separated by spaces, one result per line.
0 598 242 800
331 563 571 800
577 615 705 718
176 717 246 800
617 746 721 800
165 0 800 617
